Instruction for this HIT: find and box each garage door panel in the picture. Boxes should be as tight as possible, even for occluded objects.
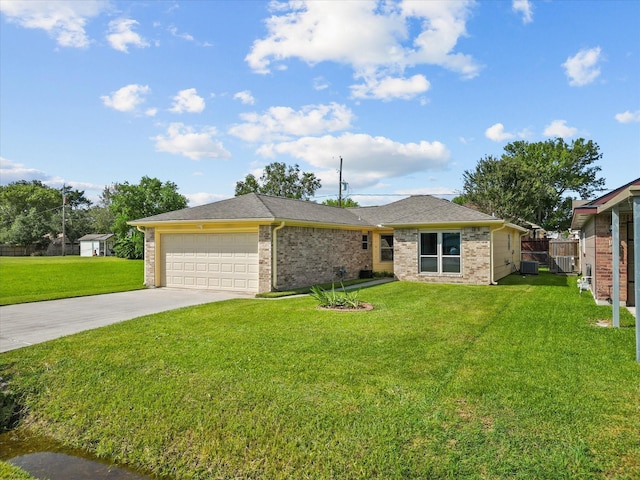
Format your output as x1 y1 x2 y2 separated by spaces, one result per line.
162 233 258 293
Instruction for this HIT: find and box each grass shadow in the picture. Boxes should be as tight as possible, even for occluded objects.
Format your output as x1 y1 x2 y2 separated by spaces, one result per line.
498 269 575 287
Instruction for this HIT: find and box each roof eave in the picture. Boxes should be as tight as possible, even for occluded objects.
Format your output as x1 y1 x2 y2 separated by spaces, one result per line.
128 218 275 227
380 219 507 229
571 185 640 229
128 217 373 229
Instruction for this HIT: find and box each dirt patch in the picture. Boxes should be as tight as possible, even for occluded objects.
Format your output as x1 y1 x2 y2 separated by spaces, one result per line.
317 302 374 312
594 319 612 328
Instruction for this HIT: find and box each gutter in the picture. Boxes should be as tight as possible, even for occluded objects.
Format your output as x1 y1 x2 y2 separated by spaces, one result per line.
272 221 286 291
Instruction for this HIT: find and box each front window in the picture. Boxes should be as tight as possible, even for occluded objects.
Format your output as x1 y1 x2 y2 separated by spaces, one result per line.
380 234 394 261
420 231 461 274
362 234 369 250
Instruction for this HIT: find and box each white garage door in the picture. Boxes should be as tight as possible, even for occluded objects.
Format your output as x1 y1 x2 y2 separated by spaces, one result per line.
161 233 259 292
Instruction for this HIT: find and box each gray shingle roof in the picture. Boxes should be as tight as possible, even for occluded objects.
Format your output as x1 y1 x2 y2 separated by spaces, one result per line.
78 233 114 241
351 195 498 225
130 193 369 226
130 193 501 227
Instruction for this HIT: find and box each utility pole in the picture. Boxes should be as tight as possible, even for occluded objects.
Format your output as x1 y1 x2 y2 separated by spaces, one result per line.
61 185 66 256
338 156 343 207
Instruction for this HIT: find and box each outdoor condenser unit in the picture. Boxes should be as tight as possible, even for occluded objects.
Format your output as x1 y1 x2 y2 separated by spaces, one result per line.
520 260 539 275
554 256 574 274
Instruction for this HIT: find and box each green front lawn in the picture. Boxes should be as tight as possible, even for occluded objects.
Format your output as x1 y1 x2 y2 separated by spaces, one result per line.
0 256 144 305
1 275 638 478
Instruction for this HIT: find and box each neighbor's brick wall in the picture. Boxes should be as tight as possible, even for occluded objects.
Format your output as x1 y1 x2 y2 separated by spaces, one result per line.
393 227 491 285
273 226 371 291
144 227 155 287
593 213 630 304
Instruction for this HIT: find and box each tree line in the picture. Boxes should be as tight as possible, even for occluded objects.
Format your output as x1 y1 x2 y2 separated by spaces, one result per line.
0 137 605 258
0 177 187 259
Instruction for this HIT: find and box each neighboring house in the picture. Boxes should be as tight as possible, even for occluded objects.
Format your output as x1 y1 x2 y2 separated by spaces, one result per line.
129 193 527 294
571 177 640 308
78 234 115 257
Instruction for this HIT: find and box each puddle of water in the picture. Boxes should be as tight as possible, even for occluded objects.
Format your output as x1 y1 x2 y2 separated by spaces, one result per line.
9 452 149 480
0 430 156 480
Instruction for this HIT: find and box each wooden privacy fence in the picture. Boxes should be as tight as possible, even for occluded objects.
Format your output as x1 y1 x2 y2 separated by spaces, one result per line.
520 239 580 274
549 239 579 274
521 239 549 265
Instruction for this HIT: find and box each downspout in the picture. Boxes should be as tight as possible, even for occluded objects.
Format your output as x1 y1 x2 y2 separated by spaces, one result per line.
490 223 508 285
272 222 286 291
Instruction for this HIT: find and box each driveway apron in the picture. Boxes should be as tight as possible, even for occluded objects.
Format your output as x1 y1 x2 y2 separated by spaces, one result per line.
0 288 250 353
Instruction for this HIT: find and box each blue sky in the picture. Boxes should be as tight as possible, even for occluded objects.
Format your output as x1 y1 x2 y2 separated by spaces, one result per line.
1 0 638 207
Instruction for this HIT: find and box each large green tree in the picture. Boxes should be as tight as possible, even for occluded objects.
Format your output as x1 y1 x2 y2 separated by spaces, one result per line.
322 198 359 208
462 138 605 230
235 162 321 200
0 180 91 249
110 176 188 259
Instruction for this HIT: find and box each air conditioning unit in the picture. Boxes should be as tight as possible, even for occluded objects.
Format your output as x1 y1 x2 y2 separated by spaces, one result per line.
554 256 574 274
521 260 539 275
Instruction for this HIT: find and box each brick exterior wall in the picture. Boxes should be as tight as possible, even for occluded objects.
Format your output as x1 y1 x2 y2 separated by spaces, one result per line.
464 227 492 284
392 227 491 285
272 226 371 291
144 227 155 287
593 213 631 304
258 225 273 293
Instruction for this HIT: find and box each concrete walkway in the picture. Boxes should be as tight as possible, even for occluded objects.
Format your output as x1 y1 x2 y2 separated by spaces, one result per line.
0 288 252 353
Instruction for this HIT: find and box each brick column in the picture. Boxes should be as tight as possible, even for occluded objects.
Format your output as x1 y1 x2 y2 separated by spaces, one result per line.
144 227 155 287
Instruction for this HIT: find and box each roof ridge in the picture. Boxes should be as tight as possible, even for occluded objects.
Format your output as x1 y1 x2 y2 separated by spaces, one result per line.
253 193 277 218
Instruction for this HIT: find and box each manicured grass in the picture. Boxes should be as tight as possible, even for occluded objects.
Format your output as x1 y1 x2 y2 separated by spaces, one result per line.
0 256 144 305
0 462 35 480
1 274 638 478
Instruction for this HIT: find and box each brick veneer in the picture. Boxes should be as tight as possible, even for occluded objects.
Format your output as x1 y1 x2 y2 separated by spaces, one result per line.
258 225 273 293
269 225 371 291
593 213 630 304
144 227 155 287
393 227 491 285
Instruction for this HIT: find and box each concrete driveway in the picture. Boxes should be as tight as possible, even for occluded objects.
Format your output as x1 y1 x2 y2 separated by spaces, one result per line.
0 288 252 353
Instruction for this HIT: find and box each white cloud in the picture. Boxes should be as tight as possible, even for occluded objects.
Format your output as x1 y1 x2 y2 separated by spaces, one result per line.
152 123 231 160
0 157 49 184
169 88 206 113
185 192 227 206
562 47 602 86
106 18 149 53
229 103 354 142
168 25 194 42
351 74 430 100
246 1 479 100
0 158 103 195
543 120 578 138
512 0 533 24
233 90 255 105
101 84 150 113
485 123 515 142
615 110 640 123
313 77 329 91
256 132 450 190
0 0 106 48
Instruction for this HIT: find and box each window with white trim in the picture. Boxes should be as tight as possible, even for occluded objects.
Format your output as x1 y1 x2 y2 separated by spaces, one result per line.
380 234 394 261
419 231 461 274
